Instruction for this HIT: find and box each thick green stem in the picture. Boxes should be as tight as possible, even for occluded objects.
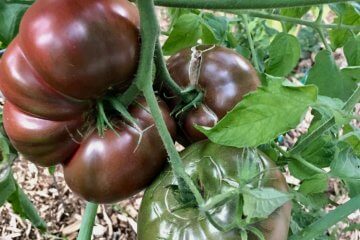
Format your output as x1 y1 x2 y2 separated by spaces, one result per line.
242 15 260 72
77 202 98 240
136 0 204 206
290 194 360 240
152 0 350 9
226 10 360 31
154 40 183 96
119 83 141 107
290 86 360 155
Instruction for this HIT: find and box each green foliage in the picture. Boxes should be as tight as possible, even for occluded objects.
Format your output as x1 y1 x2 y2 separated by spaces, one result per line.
329 3 360 49
0 1 32 46
344 36 360 66
196 78 317 148
280 7 311 31
306 50 357 101
265 33 301 76
243 187 292 220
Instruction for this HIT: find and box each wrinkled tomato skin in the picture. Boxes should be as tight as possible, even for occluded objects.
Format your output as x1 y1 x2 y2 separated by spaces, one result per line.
63 98 176 203
3 0 140 101
165 46 260 143
2 101 84 167
138 141 291 240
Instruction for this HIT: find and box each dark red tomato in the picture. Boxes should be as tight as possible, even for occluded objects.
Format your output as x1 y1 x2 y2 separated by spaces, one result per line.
164 45 260 143
18 0 140 100
0 0 140 122
138 141 291 240
0 38 90 121
63 98 176 203
2 101 84 167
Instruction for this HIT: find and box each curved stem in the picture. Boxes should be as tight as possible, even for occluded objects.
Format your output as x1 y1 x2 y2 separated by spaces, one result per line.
290 86 360 155
316 27 332 52
77 202 98 240
136 0 204 206
293 155 328 174
119 83 141 108
152 0 349 9
226 10 360 31
242 15 260 72
290 194 360 240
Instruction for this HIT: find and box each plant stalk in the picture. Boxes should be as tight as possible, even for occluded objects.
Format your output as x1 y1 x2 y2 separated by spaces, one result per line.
136 0 205 206
226 10 360 32
77 202 98 240
152 0 350 9
290 194 360 240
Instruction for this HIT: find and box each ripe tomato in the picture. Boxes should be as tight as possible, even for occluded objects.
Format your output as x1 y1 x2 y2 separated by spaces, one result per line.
0 0 140 121
138 141 291 240
2 101 84 167
164 45 260 144
63 98 176 203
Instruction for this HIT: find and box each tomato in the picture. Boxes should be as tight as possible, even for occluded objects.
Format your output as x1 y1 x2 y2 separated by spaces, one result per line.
2 101 84 167
63 98 176 203
0 0 140 121
163 45 260 144
138 141 291 240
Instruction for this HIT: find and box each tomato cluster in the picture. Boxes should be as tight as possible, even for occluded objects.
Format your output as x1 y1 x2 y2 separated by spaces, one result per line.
0 0 176 204
1 1 291 236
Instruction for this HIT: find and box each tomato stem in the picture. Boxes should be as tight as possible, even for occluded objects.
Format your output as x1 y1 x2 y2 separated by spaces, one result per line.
136 0 205 206
77 202 98 240
151 0 349 9
290 86 360 155
242 15 261 72
225 10 360 32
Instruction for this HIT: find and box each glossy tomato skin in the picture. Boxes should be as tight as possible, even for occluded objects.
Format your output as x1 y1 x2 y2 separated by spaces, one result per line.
0 38 90 121
63 98 176 203
138 141 291 240
2 101 84 167
18 0 140 100
165 46 260 143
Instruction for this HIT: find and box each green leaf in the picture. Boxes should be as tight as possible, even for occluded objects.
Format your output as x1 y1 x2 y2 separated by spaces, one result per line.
201 13 228 43
344 179 360 197
162 13 202 55
201 22 218 45
265 33 301 77
331 145 360 180
306 50 357 101
299 174 329 195
344 36 360 66
288 159 318 180
243 187 291 220
342 130 360 156
280 7 311 31
301 135 336 168
0 1 30 45
8 183 47 231
196 78 317 148
341 66 360 83
329 4 360 49
0 167 16 206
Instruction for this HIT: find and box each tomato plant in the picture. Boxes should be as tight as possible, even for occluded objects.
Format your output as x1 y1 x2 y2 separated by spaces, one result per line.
0 0 359 240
